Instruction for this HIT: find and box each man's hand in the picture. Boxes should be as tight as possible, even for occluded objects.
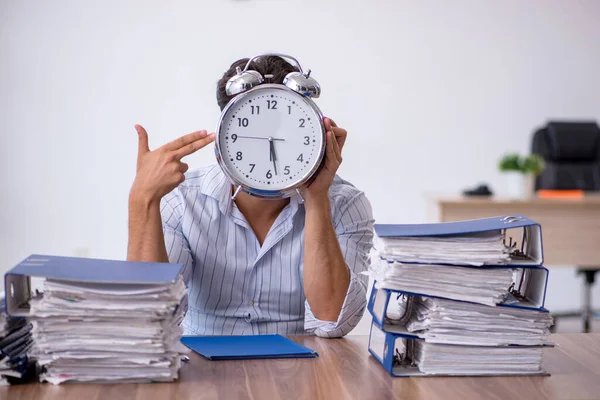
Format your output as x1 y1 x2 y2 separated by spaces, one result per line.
130 125 215 203
127 124 214 263
304 118 347 205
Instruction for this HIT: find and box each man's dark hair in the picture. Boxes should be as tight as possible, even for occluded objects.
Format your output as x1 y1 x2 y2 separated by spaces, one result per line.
216 55 299 110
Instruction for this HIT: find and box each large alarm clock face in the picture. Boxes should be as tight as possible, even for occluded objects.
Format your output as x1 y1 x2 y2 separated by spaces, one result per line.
216 84 325 194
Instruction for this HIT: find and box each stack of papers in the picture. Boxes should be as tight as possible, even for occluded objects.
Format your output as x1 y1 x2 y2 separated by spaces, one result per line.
29 277 189 384
413 341 544 375
376 230 510 266
367 216 551 377
1 293 36 385
371 258 514 306
401 296 553 346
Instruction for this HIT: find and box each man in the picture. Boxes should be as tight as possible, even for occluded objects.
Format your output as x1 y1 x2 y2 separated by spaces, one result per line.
127 56 374 338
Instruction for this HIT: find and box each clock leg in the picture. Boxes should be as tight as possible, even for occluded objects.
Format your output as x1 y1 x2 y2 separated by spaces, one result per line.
296 188 305 203
232 185 243 200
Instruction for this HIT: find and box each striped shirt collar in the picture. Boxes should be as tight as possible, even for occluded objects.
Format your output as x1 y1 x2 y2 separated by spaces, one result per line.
197 165 303 218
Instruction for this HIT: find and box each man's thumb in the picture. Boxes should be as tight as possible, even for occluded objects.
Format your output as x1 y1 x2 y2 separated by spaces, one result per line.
135 124 150 155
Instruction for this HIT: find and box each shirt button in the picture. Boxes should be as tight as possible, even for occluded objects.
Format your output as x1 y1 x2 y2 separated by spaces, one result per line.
244 312 252 322
248 300 254 306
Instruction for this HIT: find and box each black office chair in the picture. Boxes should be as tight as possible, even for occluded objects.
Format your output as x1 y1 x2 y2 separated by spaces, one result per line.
531 121 600 332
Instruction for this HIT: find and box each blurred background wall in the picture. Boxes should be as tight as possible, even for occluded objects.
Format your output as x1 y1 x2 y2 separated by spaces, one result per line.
2 0 600 334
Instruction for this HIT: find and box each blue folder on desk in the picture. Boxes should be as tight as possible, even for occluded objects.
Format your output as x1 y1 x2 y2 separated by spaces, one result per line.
375 214 544 267
181 334 318 360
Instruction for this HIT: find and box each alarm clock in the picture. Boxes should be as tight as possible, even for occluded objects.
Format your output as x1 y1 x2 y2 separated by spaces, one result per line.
214 53 326 201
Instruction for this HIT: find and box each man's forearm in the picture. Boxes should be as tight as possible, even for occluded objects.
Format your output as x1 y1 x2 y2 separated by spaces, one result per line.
127 193 169 263
303 194 350 322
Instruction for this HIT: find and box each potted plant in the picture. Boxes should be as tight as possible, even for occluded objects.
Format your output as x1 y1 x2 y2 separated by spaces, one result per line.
498 153 545 198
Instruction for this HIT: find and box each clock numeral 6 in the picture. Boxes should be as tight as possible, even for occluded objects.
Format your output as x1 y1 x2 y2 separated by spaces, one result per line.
299 118 305 128
303 136 310 145
238 118 248 127
236 152 243 160
266 170 273 179
284 166 290 175
249 163 255 173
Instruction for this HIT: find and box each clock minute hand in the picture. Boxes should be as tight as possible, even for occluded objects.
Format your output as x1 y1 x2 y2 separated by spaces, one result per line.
236 135 285 141
269 137 278 175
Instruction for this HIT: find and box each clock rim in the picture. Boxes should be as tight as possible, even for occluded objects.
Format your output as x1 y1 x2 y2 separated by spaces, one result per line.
214 84 326 199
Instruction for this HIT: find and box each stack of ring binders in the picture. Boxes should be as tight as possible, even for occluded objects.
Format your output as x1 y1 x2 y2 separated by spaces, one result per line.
367 214 553 377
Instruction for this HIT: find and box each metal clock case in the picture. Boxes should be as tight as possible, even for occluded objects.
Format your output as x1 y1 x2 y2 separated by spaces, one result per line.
214 54 326 200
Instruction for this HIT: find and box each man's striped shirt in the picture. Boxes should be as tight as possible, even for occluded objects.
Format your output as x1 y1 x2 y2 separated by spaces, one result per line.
160 165 374 337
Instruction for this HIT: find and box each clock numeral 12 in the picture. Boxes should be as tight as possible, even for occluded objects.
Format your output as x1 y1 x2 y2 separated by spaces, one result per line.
267 100 278 109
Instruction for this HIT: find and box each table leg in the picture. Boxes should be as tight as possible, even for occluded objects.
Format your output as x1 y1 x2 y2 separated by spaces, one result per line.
579 269 598 333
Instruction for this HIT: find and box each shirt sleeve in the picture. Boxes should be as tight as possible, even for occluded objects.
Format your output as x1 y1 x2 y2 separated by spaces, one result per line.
304 191 374 338
161 192 194 286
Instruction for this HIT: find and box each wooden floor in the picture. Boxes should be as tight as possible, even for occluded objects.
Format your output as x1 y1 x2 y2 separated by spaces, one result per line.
2 333 600 400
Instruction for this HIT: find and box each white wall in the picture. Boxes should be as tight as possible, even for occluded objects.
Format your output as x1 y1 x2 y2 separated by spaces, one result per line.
2 0 600 335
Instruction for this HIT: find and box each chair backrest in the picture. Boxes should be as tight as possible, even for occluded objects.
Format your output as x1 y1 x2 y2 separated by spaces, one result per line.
531 121 600 191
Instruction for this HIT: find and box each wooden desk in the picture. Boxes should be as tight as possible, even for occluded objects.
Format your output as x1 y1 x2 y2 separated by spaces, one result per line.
431 195 600 268
3 334 600 399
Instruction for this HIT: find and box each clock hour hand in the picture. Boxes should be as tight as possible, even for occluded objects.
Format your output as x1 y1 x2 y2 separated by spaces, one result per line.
269 137 278 175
